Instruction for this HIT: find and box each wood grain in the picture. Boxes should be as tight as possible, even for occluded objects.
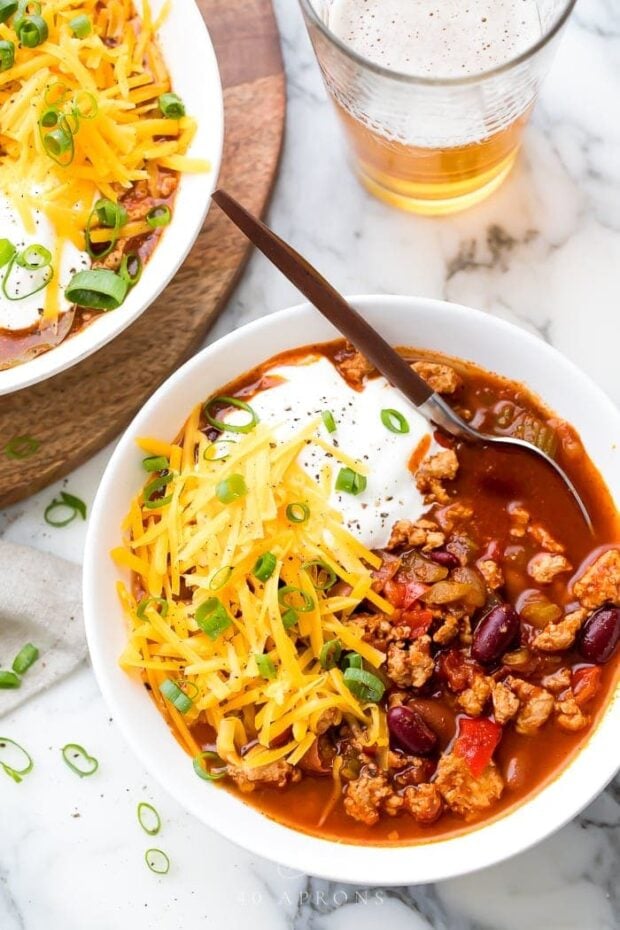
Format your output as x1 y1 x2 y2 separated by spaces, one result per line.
0 0 285 507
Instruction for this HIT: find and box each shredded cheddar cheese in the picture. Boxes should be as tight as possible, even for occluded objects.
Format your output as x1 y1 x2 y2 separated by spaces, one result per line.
116 413 392 771
0 0 210 321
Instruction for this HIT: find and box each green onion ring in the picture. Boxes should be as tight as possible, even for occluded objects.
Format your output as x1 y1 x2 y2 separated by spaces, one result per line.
0 0 18 24
142 454 169 473
321 410 337 433
301 560 337 591
0 38 15 71
343 667 385 703
145 848 170 875
193 750 227 781
16 243 52 270
343 652 363 670
39 106 58 128
195 599 232 641
278 585 314 613
4 434 39 459
252 551 276 582
136 596 169 620
61 743 99 777
209 565 233 591
158 91 185 118
0 670 20 689
215 474 247 505
286 502 309 524
69 13 91 37
146 204 171 229
380 409 410 435
281 608 298 629
203 438 236 462
12 643 39 675
0 238 16 268
17 14 48 48
255 653 276 680
44 491 86 527
0 737 34 783
65 269 128 311
137 801 161 836
41 125 74 166
335 467 367 496
2 254 53 302
73 90 98 119
319 639 342 670
84 199 126 260
120 252 142 287
204 395 259 434
159 678 193 714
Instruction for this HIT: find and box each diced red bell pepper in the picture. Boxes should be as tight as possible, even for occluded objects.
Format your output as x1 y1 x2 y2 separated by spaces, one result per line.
384 578 430 610
454 716 502 778
400 607 434 638
571 666 602 708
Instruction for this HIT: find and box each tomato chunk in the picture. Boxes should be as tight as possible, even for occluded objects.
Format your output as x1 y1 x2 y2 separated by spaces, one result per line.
454 717 502 777
400 606 434 638
384 578 430 609
571 666 602 708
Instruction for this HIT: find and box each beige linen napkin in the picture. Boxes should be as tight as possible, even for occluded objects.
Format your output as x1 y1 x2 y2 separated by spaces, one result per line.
0 539 86 716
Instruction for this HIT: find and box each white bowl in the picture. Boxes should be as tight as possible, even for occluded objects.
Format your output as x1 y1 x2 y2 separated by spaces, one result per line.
0 0 223 396
83 296 620 885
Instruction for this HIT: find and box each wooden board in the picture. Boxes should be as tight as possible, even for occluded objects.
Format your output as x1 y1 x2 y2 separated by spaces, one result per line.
0 0 285 507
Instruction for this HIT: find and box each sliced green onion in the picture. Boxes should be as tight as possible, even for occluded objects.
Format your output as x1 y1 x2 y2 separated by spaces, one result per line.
0 0 18 24
215 473 247 505
158 92 185 118
16 243 51 270
204 395 259 434
73 90 97 119
2 254 53 301
319 639 342 670
12 0 41 33
137 801 161 836
335 467 367 496
278 585 314 613
343 667 385 703
61 743 99 777
17 14 48 47
255 653 276 680
41 125 74 166
60 110 79 135
195 598 232 640
252 551 276 582
159 678 193 714
145 848 170 874
0 670 20 689
281 608 298 629
203 438 236 462
136 597 169 620
69 13 91 37
0 238 15 267
0 737 33 783
146 204 171 229
321 410 337 433
142 454 169 472
12 643 39 675
0 38 15 71
343 652 363 670
143 473 173 508
65 269 128 310
209 565 233 591
120 252 142 287
44 491 87 527
39 106 58 128
4 434 39 459
193 750 226 781
95 198 128 229
301 560 336 591
381 408 410 434
286 502 309 524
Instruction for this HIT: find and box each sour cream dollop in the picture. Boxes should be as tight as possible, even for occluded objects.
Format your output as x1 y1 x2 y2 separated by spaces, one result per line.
225 355 434 549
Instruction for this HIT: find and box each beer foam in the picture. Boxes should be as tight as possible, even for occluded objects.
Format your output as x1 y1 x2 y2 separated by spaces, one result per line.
328 0 542 78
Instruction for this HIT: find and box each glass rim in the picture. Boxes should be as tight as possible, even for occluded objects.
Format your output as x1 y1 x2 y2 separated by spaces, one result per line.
298 0 578 88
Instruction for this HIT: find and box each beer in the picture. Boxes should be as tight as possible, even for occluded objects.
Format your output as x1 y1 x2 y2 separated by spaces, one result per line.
301 0 570 214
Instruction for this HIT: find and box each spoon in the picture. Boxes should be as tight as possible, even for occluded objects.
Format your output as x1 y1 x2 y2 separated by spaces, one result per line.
211 189 593 532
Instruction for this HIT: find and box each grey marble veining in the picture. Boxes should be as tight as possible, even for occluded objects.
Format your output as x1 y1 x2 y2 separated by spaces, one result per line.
1 1 619 927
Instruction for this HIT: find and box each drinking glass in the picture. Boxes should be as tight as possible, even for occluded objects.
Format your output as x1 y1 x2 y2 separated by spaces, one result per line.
299 0 576 215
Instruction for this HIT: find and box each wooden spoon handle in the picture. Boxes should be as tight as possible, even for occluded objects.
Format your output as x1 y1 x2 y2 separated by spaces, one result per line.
212 189 434 407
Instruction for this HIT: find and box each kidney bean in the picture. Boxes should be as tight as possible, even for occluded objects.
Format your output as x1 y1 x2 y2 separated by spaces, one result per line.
429 549 461 570
471 603 520 665
387 705 438 755
409 698 457 749
579 606 620 664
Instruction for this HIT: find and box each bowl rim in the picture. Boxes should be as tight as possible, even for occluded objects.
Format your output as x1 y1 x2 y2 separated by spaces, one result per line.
0 0 224 397
83 294 620 885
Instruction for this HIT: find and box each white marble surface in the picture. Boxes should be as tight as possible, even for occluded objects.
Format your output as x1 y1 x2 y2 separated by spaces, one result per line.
1 0 619 927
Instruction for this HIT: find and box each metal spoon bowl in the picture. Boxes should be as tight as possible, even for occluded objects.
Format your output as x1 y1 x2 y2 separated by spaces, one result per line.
211 189 593 532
